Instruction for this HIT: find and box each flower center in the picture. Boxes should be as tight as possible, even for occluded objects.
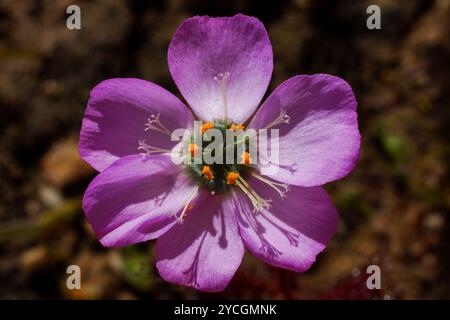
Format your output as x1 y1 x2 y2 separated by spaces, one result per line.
184 120 253 194
136 71 292 223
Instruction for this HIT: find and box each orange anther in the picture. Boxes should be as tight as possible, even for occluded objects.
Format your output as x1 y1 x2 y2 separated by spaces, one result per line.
188 143 198 157
240 151 252 165
230 124 245 131
201 122 215 133
226 172 240 185
201 165 214 180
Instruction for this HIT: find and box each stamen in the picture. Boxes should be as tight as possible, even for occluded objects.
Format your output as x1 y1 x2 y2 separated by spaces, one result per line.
240 151 252 165
252 172 290 198
263 109 290 130
230 124 245 131
144 113 171 136
236 176 272 213
202 165 214 180
200 122 215 133
226 171 240 185
137 140 171 158
173 185 200 224
214 72 230 121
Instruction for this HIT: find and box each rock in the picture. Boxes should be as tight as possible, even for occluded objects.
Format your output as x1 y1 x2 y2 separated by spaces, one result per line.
41 136 94 188
19 246 49 273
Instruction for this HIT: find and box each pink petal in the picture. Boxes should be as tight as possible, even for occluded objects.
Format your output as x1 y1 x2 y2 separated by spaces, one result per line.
168 14 273 123
82 154 195 247
79 78 193 171
235 177 339 272
250 74 360 186
156 191 244 292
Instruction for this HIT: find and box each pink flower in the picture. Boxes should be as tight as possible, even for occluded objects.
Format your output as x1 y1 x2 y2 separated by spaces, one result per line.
79 14 360 292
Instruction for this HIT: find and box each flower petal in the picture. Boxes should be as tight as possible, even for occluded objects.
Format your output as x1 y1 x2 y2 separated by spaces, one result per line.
249 74 360 186
168 14 273 123
79 78 193 171
235 177 339 272
82 154 195 247
156 192 244 292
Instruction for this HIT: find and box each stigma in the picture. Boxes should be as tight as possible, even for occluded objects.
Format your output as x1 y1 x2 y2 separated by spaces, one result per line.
137 140 171 158
252 172 290 198
173 185 200 224
264 109 291 129
144 113 171 136
138 113 173 157
236 175 272 213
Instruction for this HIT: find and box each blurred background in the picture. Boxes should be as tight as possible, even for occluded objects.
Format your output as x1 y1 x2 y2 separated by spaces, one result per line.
0 0 449 299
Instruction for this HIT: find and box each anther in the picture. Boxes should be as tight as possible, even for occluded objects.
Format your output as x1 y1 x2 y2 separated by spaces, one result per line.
201 122 215 133
188 143 198 157
201 165 214 180
230 124 245 131
226 172 240 185
240 151 252 165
